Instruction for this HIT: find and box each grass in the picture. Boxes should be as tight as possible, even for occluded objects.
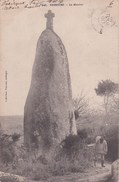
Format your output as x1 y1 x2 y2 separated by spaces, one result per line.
0 132 93 181
0 115 118 181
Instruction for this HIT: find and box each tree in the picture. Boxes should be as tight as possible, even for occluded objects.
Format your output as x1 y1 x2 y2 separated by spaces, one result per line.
95 79 118 117
108 96 119 125
73 92 89 120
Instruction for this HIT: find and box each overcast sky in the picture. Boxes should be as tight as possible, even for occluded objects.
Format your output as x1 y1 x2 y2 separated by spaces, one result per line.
0 0 118 116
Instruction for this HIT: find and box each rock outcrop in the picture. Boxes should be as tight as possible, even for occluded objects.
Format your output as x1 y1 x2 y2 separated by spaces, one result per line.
0 171 27 182
111 159 119 182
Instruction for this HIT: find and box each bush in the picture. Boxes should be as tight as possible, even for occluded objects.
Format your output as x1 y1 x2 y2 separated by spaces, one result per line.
104 125 119 162
0 132 21 164
0 135 15 164
0 129 93 181
79 122 118 162
77 129 88 139
55 132 94 168
12 133 20 142
0 133 93 181
59 134 86 158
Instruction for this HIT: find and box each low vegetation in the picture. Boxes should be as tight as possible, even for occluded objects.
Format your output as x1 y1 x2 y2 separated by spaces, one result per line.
0 117 118 181
0 80 118 181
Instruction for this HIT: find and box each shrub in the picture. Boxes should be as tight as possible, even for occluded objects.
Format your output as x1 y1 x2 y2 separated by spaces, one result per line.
77 129 88 139
59 134 85 158
79 123 118 162
12 133 21 142
0 133 93 181
0 135 15 164
0 132 21 164
104 125 119 162
0 130 93 181
55 131 94 167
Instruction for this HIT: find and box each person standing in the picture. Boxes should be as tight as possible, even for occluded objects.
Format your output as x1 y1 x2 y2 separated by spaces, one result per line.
94 136 108 167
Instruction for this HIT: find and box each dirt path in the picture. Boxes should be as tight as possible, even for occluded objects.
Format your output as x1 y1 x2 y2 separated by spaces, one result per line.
44 162 111 182
0 162 112 182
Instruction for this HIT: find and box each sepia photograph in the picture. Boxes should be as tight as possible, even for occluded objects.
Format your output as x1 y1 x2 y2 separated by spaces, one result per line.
0 0 119 181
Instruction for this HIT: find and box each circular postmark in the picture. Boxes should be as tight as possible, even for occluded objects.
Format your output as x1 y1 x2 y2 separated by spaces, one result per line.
91 7 117 34
98 10 115 28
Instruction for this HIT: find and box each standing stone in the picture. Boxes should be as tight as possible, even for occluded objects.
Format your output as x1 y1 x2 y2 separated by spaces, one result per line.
24 10 77 152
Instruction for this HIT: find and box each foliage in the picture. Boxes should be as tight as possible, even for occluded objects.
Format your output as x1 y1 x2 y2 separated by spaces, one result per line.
0 132 21 164
79 121 118 162
0 135 15 164
103 125 118 162
109 97 119 116
77 129 88 139
95 80 118 97
12 133 21 142
0 130 93 181
0 146 92 181
95 80 118 122
91 123 119 162
73 93 89 120
57 130 89 160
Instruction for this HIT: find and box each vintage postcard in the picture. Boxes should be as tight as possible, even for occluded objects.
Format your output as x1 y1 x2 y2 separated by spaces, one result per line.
0 0 118 181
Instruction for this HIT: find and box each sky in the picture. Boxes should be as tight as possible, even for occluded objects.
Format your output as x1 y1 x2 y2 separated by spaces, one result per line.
0 0 118 116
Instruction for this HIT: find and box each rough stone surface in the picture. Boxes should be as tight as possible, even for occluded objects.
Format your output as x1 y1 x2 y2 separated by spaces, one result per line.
111 159 119 182
0 171 27 182
24 11 77 152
